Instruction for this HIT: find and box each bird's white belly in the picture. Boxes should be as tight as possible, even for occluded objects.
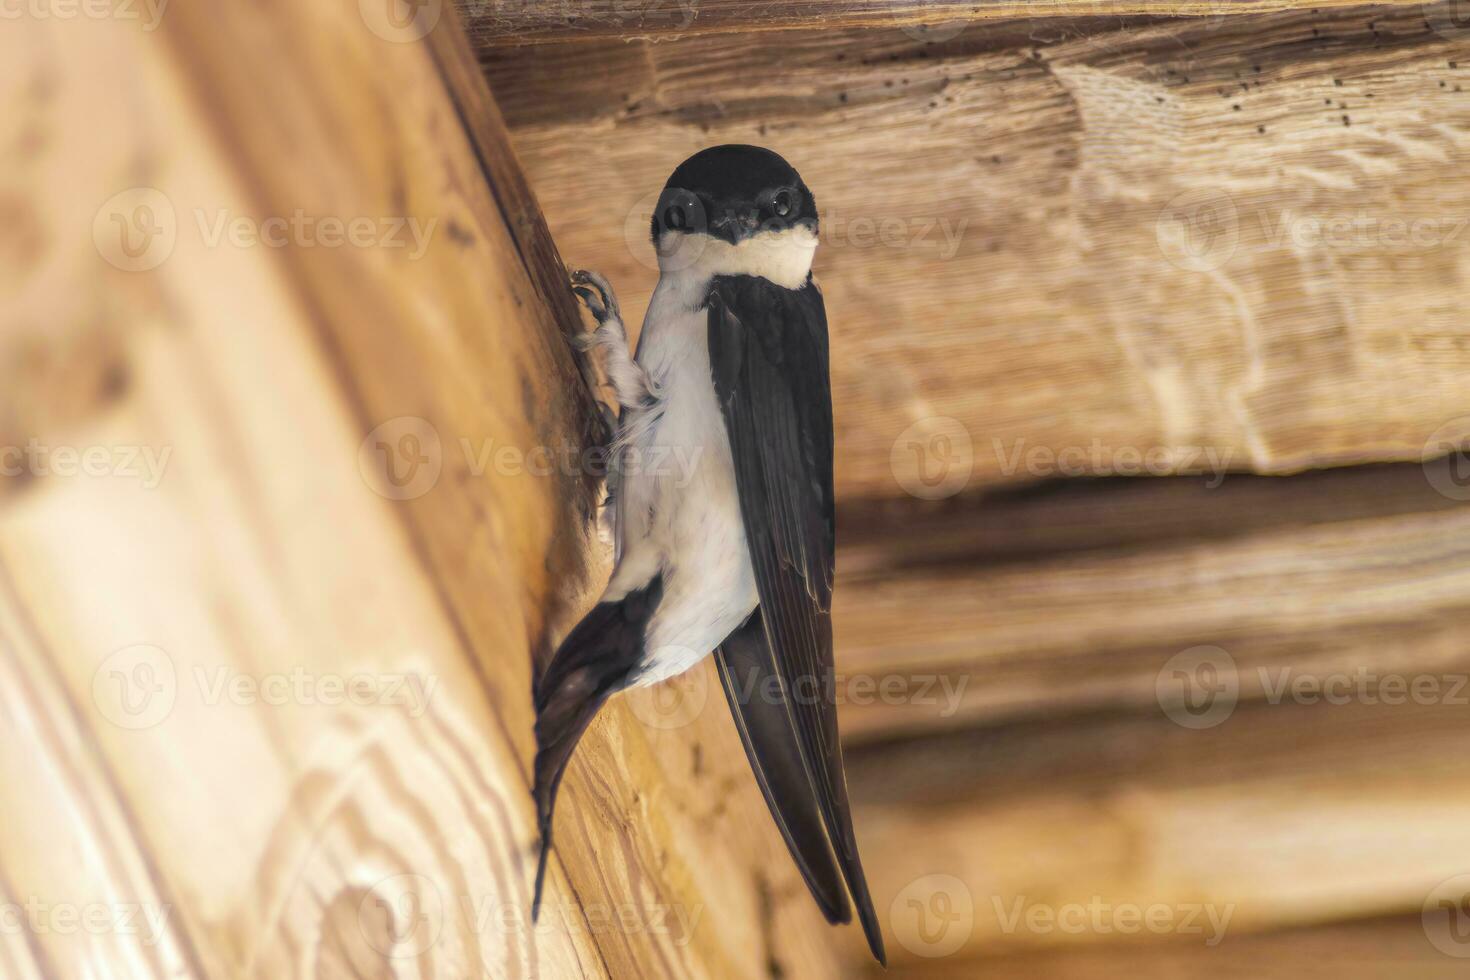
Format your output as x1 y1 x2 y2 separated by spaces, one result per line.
607 283 759 687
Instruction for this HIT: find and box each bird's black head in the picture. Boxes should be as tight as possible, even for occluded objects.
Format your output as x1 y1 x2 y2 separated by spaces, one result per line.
651 145 818 247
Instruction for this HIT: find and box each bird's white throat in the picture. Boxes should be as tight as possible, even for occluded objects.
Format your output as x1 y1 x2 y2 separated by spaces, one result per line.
656 226 818 290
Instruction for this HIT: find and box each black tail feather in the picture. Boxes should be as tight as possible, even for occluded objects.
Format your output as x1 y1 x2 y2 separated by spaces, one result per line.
530 575 663 917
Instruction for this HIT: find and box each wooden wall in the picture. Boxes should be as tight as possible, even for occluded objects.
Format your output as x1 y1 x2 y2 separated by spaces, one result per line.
0 3 841 977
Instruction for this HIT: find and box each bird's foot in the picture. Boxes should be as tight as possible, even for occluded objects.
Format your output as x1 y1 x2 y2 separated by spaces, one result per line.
570 269 620 330
568 268 656 412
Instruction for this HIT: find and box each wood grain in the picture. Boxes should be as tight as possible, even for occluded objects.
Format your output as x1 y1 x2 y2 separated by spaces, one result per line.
0 3 840 977
461 0 1422 46
830 459 1470 741
485 5 1470 502
866 914 1466 979
844 697 1470 965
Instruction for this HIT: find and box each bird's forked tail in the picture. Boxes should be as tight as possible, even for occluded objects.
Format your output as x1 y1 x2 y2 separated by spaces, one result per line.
531 575 663 919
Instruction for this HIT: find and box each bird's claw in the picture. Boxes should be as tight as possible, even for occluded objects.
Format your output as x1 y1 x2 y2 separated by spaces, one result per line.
570 269 619 324
572 285 606 322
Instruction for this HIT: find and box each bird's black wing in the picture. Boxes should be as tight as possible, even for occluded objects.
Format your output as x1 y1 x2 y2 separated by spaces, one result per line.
708 274 885 966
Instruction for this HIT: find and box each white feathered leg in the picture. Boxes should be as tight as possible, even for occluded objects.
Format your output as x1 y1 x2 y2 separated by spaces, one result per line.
570 269 658 411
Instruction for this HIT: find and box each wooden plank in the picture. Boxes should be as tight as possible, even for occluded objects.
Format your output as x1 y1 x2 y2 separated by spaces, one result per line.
485 5 1470 502
0 4 838 977
462 0 1420 46
829 459 1470 741
843 697 1470 966
862 914 1466 979
837 458 1462 573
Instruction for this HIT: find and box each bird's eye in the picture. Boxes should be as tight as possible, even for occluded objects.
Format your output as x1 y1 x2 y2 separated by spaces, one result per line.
772 190 794 217
663 204 687 230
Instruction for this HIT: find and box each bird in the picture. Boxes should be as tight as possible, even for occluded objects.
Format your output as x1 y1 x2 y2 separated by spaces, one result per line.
532 144 886 966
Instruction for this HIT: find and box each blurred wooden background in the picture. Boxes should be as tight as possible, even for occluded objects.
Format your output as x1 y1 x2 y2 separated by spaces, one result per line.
477 2 1470 977
4 0 1470 977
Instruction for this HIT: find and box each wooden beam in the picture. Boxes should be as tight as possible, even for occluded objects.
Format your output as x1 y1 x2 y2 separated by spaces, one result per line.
0 5 839 977
853 914 1465 979
485 5 1470 502
462 0 1419 46
829 460 1470 741
836 459 1462 574
843 697 1470 966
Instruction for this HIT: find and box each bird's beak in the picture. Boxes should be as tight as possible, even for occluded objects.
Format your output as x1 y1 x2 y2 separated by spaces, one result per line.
710 207 761 244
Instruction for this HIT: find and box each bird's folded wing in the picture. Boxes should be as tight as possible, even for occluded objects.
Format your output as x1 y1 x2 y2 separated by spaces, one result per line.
715 609 849 922
707 274 885 966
